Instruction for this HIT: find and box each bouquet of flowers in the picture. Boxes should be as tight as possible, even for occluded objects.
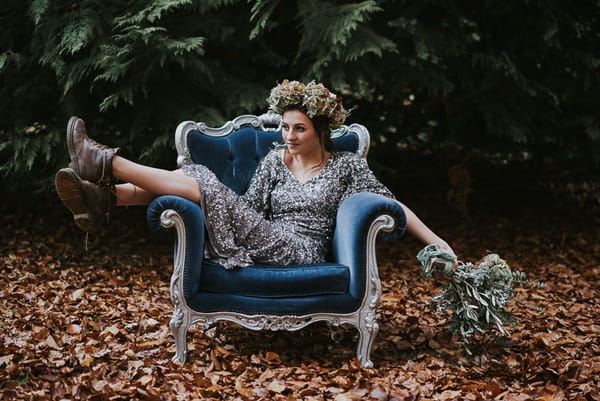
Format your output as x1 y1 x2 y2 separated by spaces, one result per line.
417 244 544 345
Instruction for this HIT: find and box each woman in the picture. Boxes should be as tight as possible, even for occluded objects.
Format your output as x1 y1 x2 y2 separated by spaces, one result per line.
56 80 455 268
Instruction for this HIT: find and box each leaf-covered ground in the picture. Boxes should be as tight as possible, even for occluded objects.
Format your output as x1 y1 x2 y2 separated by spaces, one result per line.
1 197 599 400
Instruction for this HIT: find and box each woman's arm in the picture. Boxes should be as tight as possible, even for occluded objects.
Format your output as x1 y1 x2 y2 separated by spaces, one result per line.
396 200 456 257
241 150 278 217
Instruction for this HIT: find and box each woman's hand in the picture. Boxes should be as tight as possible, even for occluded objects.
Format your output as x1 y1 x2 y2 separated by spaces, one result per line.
436 241 457 260
431 241 459 277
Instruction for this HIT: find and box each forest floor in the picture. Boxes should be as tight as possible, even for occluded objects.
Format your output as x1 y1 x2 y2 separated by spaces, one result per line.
1 194 598 401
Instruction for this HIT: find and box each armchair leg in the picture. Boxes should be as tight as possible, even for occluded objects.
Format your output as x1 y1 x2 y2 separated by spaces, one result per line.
356 317 379 368
169 305 190 364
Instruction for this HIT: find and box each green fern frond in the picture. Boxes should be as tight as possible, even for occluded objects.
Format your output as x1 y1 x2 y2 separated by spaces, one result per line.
98 87 135 112
298 0 382 49
337 26 397 62
28 0 49 25
248 0 281 39
162 36 206 56
146 0 194 23
0 51 23 71
114 0 194 27
58 17 96 55
0 52 8 70
114 26 169 45
138 133 172 161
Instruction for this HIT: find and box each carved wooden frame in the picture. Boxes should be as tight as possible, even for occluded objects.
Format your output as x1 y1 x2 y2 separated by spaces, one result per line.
175 111 370 167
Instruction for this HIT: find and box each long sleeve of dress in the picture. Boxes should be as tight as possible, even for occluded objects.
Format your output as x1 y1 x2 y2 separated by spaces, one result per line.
241 150 278 218
342 153 395 202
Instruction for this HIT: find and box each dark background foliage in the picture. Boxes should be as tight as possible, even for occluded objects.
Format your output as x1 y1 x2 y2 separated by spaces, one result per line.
1 0 599 215
2 3 599 397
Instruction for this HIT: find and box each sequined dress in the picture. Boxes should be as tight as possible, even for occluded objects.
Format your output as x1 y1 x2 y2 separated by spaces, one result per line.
181 150 394 269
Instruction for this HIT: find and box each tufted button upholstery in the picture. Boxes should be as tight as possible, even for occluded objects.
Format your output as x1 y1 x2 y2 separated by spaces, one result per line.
187 127 280 194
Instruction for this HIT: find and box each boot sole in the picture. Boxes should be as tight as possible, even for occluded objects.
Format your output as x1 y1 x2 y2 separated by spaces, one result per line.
55 168 100 233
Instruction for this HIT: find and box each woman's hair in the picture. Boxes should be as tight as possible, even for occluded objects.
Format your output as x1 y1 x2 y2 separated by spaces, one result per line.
283 104 333 152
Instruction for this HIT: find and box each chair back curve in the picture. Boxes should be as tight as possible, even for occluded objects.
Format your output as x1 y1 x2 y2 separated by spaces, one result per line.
174 111 371 195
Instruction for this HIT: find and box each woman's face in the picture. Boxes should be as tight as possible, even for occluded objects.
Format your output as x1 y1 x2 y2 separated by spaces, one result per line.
281 109 322 157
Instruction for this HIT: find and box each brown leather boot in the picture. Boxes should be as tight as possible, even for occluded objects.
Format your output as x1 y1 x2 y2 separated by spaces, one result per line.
55 167 116 233
66 116 120 185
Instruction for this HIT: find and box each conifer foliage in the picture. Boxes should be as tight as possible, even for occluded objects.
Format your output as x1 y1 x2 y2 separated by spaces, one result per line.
1 0 598 192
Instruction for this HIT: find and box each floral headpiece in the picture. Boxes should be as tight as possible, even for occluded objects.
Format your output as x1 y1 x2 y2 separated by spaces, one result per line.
267 80 348 130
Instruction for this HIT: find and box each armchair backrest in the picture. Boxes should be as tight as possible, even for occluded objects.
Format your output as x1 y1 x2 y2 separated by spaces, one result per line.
175 111 371 195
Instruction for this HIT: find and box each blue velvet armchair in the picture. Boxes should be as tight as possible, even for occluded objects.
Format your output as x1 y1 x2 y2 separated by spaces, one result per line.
146 112 406 368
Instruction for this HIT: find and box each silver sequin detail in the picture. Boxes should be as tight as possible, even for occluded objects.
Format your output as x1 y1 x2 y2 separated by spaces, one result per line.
181 150 394 269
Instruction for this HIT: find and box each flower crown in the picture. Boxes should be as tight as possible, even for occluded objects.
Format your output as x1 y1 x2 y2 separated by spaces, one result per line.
267 80 348 130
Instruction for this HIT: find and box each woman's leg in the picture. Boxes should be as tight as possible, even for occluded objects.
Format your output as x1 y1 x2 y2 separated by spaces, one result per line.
60 116 203 233
112 156 201 203
66 116 200 202
115 183 155 206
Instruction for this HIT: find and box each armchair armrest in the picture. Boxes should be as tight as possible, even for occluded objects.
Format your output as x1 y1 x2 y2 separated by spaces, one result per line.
332 192 406 300
146 195 207 296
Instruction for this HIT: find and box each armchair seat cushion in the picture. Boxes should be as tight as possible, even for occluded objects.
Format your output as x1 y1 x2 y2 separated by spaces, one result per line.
199 261 350 298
